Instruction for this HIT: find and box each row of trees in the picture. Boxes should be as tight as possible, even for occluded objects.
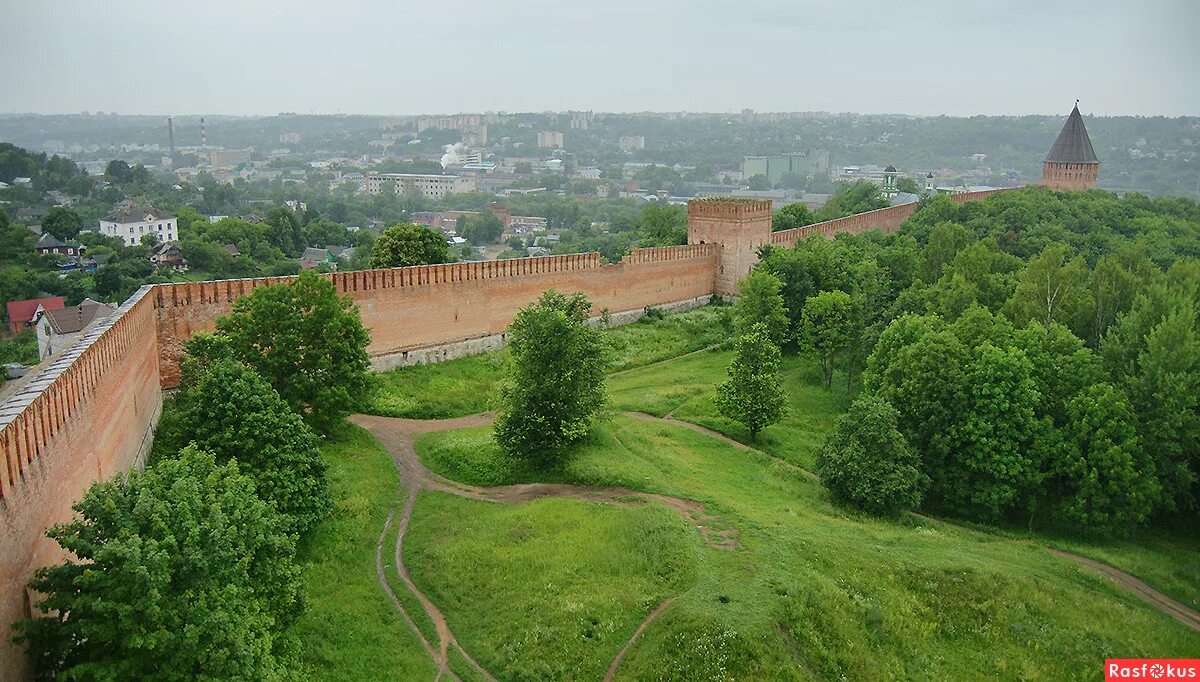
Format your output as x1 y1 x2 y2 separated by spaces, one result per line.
16 271 371 677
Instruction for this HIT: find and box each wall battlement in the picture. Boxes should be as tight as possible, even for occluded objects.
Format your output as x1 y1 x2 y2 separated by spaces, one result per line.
687 197 773 220
0 188 1009 676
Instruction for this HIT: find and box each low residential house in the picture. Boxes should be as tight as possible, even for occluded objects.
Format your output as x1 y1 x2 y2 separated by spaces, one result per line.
99 201 177 246
6 296 65 334
223 243 240 258
33 298 117 361
149 242 187 270
34 233 82 257
299 247 336 270
326 245 355 262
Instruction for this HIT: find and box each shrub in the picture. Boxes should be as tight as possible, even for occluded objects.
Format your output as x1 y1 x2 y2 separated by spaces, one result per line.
817 396 926 515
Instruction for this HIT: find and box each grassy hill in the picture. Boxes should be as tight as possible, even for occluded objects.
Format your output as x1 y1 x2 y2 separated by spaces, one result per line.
301 307 1199 680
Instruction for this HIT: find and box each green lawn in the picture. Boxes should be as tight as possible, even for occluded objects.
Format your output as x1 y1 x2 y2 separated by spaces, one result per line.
608 348 848 470
405 492 698 680
363 306 733 419
409 415 1200 680
292 425 436 680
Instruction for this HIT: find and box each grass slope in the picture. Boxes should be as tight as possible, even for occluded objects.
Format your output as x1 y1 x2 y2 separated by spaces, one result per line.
364 306 732 419
608 348 848 470
405 492 697 680
411 416 1200 680
293 425 436 680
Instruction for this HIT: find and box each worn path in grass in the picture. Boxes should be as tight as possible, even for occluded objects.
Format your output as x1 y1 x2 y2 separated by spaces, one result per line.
349 412 739 681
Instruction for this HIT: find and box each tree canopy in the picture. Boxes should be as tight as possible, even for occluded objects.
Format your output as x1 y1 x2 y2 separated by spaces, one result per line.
369 223 449 268
15 446 304 681
494 290 608 465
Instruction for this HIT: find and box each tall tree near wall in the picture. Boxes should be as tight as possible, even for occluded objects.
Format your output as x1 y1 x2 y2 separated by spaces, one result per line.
715 323 787 441
800 290 857 390
494 290 608 466
213 270 371 433
369 223 449 268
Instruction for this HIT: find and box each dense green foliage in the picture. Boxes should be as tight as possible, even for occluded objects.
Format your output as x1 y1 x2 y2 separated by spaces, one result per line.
494 290 608 465
155 357 331 535
16 447 304 681
369 223 449 268
211 270 371 432
754 188 1200 536
731 269 789 346
715 323 787 440
816 395 925 515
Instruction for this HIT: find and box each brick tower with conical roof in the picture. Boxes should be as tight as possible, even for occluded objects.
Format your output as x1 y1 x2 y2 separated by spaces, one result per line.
1042 102 1099 191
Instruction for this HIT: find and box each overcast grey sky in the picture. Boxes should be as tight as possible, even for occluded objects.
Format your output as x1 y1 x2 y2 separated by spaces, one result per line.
2 0 1197 116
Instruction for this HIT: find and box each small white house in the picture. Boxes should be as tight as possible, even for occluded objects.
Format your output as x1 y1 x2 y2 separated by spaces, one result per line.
98 201 178 246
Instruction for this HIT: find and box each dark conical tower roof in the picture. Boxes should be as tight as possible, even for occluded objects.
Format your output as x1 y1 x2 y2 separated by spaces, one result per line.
1045 104 1098 164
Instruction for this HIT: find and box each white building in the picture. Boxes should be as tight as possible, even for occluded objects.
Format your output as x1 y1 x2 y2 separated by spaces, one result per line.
363 173 477 199
98 202 178 246
537 131 564 149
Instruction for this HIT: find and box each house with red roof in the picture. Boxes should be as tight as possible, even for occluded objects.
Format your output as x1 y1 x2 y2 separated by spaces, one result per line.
6 296 65 334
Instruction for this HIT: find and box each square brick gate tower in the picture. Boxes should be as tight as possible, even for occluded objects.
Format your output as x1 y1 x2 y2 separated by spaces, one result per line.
687 197 772 296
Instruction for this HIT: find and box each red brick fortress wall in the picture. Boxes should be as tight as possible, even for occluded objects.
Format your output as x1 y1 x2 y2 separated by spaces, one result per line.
155 245 719 386
0 286 163 680
769 188 1012 248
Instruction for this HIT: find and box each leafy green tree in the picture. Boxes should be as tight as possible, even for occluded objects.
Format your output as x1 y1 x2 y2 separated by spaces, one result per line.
813 180 889 221
15 446 304 681
369 223 449 268
896 176 922 194
732 269 790 346
1056 383 1159 536
945 343 1040 520
41 206 82 241
919 222 973 283
636 203 688 247
866 321 969 503
494 290 607 465
214 270 371 432
817 395 925 515
746 173 771 191
715 322 787 440
265 206 305 257
1124 304 1200 512
800 289 856 389
155 356 331 535
460 213 504 245
772 202 815 231
756 245 814 337
1004 243 1092 337
1013 320 1102 425
103 159 133 184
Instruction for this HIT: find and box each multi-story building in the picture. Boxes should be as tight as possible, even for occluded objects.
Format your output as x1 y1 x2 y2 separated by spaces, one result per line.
279 132 301 144
742 150 830 185
619 135 645 152
363 172 477 199
461 125 488 147
207 148 253 167
98 201 178 246
537 131 564 149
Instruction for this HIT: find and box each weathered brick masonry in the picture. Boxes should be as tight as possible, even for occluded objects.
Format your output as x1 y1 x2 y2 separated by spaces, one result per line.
0 192 1007 677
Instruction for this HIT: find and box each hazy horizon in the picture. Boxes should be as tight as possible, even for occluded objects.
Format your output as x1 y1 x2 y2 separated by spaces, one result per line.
2 0 1198 118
